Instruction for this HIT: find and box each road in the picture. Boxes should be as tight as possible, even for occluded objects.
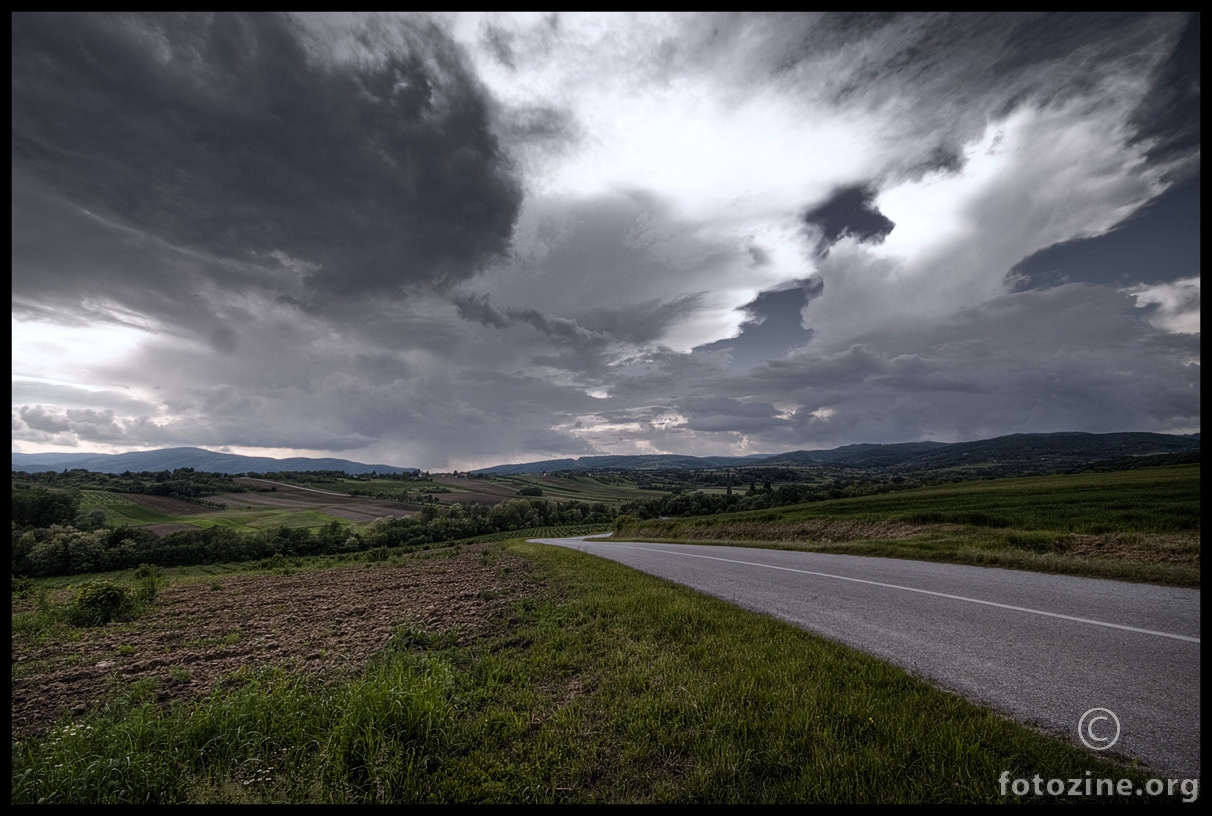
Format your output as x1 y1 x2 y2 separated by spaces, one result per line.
533 536 1201 779
242 478 351 497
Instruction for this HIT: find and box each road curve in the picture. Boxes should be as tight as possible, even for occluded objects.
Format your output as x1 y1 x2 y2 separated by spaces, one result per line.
532 536 1201 779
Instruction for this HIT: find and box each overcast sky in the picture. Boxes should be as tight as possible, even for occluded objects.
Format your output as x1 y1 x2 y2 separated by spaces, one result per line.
12 12 1201 469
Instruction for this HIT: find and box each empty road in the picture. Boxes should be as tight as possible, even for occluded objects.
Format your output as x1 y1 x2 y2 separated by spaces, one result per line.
533 537 1201 779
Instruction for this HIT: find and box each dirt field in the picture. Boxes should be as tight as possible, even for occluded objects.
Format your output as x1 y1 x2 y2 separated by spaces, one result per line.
126 493 212 516
324 504 416 522
11 545 542 735
142 523 200 536
213 479 416 521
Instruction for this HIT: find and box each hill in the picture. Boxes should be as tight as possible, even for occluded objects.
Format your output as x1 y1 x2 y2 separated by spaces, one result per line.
472 431 1198 475
10 447 417 476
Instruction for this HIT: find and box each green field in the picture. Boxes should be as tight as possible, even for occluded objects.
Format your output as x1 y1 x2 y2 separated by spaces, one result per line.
78 491 178 525
77 490 353 533
614 465 1200 586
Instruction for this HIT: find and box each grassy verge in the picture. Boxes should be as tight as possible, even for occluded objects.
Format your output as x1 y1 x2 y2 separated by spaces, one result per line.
606 531 1200 587
613 465 1200 587
12 543 1177 803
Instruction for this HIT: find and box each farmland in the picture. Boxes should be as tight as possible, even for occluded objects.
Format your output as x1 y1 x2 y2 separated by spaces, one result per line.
11 462 1201 802
61 474 665 537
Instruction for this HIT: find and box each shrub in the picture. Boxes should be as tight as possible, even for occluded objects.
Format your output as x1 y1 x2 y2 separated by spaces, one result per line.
68 581 134 626
132 563 164 604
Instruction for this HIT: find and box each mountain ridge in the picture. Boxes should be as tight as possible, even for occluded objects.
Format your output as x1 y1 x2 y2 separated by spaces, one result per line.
470 432 1199 475
11 431 1199 477
10 446 418 476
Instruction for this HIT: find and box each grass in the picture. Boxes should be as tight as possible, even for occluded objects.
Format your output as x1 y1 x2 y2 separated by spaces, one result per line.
79 491 177 525
78 488 364 535
12 543 1179 803
614 465 1200 587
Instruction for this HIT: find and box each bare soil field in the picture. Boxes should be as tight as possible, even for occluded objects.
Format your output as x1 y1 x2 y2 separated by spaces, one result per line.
126 494 211 516
11 545 542 736
143 523 199 537
325 503 416 522
230 479 340 505
433 492 506 506
215 479 415 520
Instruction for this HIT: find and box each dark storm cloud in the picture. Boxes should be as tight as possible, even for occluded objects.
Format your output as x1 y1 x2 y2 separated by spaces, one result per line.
579 283 1198 455
452 293 606 345
695 285 816 368
452 293 512 329
1129 12 1200 165
1010 175 1201 291
677 396 786 434
11 12 522 298
12 13 1199 467
759 13 1191 183
576 295 705 346
803 185 895 254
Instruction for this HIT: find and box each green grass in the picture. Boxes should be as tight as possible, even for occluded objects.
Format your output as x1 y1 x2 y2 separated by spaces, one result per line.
12 544 1180 803
615 465 1200 587
78 491 177 525
78 490 357 534
752 465 1198 534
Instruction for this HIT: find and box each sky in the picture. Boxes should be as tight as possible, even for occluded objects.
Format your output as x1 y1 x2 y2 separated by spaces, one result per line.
11 12 1201 470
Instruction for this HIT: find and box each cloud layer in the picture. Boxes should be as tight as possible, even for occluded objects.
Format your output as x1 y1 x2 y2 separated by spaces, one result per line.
12 12 1200 468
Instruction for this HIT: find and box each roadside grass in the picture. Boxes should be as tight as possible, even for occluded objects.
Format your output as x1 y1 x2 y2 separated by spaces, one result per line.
748 465 1198 534
12 543 1169 804
614 466 1200 587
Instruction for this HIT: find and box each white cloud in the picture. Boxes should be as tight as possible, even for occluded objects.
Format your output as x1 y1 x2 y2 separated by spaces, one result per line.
1124 277 1201 334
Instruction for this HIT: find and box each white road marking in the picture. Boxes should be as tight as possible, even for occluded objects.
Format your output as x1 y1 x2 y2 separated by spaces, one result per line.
562 541 1201 644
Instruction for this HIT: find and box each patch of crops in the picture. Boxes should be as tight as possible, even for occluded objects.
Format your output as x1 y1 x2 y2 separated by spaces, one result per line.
79 491 176 525
469 524 612 543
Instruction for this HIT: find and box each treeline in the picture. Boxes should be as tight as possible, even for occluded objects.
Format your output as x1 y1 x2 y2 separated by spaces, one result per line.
244 470 429 486
24 458 1167 578
11 495 615 577
618 475 925 519
12 475 930 577
12 486 84 529
14 468 244 498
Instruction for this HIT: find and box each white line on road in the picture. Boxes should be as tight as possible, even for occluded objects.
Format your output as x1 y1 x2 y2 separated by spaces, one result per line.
563 541 1201 644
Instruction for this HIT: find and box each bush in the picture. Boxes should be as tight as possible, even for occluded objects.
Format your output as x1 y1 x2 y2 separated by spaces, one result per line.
517 486 543 497
68 581 134 626
132 563 164 604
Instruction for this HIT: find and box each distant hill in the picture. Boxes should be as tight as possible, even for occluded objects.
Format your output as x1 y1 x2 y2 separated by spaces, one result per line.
11 447 417 476
472 453 762 475
471 432 1199 475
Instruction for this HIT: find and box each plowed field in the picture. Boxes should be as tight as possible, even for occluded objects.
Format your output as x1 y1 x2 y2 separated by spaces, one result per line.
11 545 542 735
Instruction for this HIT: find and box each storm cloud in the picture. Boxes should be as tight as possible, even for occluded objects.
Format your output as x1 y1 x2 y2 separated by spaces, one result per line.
12 12 521 298
12 13 1200 469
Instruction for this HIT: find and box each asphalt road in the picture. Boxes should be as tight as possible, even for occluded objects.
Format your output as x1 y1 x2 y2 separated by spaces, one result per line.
533 537 1201 779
